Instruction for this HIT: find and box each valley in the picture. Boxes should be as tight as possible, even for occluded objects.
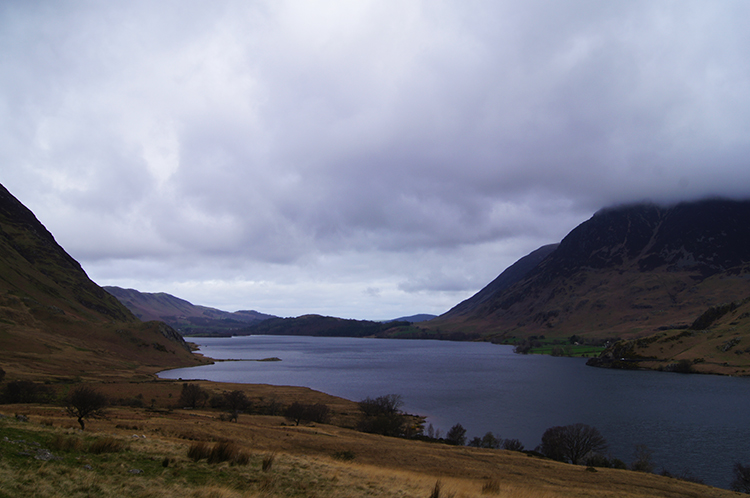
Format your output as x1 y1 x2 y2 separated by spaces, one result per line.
2 182 750 496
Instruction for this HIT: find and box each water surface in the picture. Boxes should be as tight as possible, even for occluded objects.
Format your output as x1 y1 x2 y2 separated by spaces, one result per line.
159 335 750 488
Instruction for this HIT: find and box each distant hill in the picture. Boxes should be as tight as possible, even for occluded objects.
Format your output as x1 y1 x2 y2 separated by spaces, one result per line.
422 199 750 373
236 314 410 338
104 286 275 336
388 314 437 323
0 183 202 379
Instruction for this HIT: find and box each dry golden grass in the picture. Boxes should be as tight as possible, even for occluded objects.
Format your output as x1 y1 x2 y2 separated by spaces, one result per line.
1 389 740 498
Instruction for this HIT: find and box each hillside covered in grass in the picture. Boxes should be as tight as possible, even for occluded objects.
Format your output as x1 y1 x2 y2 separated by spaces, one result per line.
1 379 744 498
419 200 750 374
0 183 205 381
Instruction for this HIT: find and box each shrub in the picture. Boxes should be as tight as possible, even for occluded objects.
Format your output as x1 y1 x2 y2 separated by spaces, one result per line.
429 480 456 498
666 359 695 373
1 380 55 404
358 412 406 437
255 397 283 416
481 479 500 494
502 438 524 452
49 434 84 452
305 403 331 424
187 441 212 462
205 441 249 465
179 383 209 409
429 480 442 498
209 394 226 409
585 453 612 468
207 441 236 464
333 450 355 461
611 458 628 469
88 437 126 454
631 444 655 473
262 453 275 472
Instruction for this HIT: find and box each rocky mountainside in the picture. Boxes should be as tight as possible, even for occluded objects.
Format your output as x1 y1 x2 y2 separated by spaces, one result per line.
428 199 750 346
104 286 275 336
0 183 202 379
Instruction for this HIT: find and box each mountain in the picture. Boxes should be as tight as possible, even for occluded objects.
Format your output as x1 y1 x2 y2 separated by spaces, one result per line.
104 286 275 336
443 244 558 317
0 183 202 379
424 199 750 372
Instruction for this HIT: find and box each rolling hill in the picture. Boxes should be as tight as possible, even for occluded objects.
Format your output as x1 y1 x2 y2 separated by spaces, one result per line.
104 286 275 336
0 183 204 380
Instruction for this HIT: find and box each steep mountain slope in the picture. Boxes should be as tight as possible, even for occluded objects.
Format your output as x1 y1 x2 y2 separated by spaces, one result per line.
428 200 750 348
104 286 275 335
444 243 558 317
0 183 203 380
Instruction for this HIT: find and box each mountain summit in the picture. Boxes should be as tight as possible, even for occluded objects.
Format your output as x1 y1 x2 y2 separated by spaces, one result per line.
430 199 750 341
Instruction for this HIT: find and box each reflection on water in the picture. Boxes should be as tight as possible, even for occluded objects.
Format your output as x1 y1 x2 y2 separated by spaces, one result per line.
159 335 750 489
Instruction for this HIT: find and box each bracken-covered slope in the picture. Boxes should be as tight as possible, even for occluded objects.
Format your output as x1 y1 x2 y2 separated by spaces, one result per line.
428 199 750 348
104 286 275 336
0 183 204 380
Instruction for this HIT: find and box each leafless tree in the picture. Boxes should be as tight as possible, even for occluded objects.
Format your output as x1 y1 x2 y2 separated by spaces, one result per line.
66 385 107 430
540 423 608 465
179 383 208 409
224 390 249 421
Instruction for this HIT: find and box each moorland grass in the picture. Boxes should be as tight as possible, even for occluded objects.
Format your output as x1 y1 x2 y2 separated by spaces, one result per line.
0 382 743 498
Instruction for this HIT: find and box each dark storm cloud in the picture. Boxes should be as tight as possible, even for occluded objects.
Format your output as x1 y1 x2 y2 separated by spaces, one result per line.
2 1 749 318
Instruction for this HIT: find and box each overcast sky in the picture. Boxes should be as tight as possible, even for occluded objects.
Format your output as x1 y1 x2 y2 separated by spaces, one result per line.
2 1 750 320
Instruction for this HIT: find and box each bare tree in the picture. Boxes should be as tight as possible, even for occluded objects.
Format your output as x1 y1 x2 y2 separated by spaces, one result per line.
540 423 607 465
179 383 208 409
65 385 107 430
285 401 307 426
631 444 655 473
285 401 330 426
358 394 403 416
224 390 249 422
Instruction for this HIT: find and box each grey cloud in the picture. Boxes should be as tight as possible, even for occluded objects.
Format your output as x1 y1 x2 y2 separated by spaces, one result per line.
3 1 750 318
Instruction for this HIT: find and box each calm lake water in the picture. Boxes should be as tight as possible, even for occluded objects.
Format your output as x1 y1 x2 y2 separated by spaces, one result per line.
159 335 750 489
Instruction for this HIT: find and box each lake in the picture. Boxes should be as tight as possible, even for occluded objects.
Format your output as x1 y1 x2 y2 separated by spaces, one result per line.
158 335 750 489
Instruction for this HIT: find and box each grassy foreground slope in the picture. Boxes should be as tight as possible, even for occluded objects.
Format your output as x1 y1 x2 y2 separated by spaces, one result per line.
0 380 740 498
